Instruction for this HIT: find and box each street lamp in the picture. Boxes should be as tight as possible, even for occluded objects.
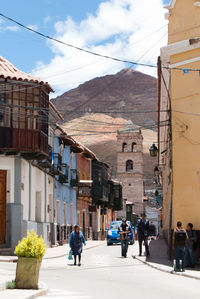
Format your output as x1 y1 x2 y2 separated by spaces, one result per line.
149 144 158 157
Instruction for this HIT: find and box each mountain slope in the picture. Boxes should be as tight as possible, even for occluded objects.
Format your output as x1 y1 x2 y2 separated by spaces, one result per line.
51 68 157 126
52 69 158 182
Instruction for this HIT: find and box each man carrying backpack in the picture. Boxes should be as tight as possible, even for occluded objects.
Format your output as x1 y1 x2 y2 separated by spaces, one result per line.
184 223 197 268
173 221 188 272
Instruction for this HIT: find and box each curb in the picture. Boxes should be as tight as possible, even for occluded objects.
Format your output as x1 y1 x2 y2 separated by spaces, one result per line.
0 257 18 263
43 242 105 260
133 255 200 281
0 281 48 298
0 281 6 291
25 282 49 299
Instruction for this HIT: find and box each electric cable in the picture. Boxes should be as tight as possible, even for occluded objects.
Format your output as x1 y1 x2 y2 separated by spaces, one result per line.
1 13 200 72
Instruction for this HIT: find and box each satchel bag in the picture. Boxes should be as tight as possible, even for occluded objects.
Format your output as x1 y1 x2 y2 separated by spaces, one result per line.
68 249 73 260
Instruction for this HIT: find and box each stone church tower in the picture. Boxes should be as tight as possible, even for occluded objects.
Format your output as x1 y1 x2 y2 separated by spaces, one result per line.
117 122 144 216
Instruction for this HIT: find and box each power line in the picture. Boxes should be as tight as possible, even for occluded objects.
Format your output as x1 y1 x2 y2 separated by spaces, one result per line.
128 25 167 48
1 13 200 72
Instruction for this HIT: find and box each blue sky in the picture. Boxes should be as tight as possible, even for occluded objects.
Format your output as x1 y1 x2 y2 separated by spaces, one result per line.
0 0 170 95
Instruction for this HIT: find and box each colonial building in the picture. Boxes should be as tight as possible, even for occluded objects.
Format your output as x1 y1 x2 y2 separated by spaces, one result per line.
76 145 96 240
116 122 144 217
91 160 123 239
0 56 54 253
159 0 200 251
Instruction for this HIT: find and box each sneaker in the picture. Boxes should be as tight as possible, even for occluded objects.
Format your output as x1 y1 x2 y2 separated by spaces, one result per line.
78 263 81 266
174 268 181 272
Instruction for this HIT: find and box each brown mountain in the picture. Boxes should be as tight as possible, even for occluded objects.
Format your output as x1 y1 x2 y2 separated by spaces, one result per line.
51 68 158 183
51 68 157 126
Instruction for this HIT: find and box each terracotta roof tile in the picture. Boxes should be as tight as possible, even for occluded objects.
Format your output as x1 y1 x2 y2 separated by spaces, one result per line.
0 56 54 92
49 102 64 121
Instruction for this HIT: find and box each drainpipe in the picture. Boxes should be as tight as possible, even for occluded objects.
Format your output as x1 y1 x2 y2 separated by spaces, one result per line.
157 56 161 166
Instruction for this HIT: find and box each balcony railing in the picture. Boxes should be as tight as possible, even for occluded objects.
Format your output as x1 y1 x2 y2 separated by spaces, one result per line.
50 153 61 175
58 163 69 184
70 169 78 187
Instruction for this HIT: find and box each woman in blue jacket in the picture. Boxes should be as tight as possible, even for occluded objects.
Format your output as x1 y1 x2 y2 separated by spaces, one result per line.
69 225 86 266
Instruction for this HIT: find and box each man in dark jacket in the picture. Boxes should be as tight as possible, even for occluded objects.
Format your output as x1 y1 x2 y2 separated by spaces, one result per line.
137 213 150 257
184 223 196 268
118 218 132 258
172 221 188 272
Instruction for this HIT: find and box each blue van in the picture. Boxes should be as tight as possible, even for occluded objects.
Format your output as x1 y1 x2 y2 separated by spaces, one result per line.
106 220 134 246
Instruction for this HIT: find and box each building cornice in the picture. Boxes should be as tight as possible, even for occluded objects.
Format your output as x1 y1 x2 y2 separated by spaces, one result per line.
164 0 176 10
160 38 200 62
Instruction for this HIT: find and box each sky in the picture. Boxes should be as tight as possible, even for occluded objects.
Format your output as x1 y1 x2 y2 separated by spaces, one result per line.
0 0 170 97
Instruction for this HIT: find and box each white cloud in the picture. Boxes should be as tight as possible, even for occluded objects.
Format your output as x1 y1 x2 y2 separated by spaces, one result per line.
33 0 168 96
5 25 20 32
43 16 51 25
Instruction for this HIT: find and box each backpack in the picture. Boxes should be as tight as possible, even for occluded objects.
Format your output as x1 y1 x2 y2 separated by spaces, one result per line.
174 229 186 246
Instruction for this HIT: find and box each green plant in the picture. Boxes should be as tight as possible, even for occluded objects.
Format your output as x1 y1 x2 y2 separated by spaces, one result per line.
15 230 46 260
6 280 16 289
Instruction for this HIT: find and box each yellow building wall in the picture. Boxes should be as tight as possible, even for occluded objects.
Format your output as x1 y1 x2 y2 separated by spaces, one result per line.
168 0 200 44
170 54 200 229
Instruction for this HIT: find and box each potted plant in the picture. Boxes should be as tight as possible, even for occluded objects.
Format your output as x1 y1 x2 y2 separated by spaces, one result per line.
15 230 46 289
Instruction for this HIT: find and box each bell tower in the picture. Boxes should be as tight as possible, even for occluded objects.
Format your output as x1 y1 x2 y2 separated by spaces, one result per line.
117 122 144 216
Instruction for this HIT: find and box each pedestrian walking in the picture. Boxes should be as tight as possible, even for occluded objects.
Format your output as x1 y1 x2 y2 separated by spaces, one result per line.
173 221 188 272
137 213 150 257
69 225 86 266
184 223 197 268
118 218 132 258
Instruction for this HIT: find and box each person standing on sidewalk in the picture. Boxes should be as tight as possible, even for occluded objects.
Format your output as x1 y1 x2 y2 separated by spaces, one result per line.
118 218 132 258
173 221 188 272
137 213 150 257
69 225 86 266
184 223 197 268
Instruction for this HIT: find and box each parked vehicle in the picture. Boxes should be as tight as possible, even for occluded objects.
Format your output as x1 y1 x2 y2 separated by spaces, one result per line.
106 221 134 246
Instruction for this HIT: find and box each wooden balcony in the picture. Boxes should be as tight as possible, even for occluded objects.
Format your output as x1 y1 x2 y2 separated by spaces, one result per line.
0 127 48 159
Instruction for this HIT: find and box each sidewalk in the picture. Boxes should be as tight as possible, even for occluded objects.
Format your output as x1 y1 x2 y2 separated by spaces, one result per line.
134 238 200 280
0 240 104 298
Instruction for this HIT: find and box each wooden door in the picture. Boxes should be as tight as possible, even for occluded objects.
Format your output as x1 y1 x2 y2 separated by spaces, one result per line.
0 170 6 245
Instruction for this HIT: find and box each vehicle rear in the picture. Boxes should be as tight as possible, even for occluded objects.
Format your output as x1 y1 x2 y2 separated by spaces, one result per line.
107 221 134 246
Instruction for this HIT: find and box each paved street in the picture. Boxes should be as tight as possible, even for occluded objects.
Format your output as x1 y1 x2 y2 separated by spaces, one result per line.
39 243 200 299
1 242 200 298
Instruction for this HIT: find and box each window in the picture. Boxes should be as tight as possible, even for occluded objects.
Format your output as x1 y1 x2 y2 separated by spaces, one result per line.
126 160 133 172
132 142 136 152
89 213 92 227
122 142 127 152
0 93 5 126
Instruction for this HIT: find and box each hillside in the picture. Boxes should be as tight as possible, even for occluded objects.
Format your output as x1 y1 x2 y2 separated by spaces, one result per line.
51 68 157 126
61 113 157 179
51 68 158 183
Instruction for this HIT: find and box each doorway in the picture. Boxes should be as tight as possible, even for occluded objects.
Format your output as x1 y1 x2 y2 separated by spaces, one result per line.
0 170 6 245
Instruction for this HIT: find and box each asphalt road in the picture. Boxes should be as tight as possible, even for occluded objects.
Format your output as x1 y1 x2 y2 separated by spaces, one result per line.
40 243 200 299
